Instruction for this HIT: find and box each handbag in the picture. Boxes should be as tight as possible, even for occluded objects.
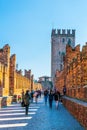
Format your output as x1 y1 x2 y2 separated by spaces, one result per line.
21 101 25 107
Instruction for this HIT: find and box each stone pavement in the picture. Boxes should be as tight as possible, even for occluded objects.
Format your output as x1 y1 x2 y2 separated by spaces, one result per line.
0 97 85 130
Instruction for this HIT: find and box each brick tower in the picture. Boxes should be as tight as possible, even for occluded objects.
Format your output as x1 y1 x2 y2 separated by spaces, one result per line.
51 29 75 84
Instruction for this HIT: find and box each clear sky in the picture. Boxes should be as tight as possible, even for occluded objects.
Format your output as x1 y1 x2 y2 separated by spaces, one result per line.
0 0 87 80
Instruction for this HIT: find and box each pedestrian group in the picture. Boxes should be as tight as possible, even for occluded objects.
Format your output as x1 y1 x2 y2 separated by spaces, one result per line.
44 88 61 109
21 86 66 115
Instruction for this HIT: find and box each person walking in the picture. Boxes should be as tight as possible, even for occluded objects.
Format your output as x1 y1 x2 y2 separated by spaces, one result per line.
21 90 25 107
63 85 66 95
30 89 34 103
48 89 54 109
44 89 48 105
34 90 39 104
24 90 31 115
54 90 60 109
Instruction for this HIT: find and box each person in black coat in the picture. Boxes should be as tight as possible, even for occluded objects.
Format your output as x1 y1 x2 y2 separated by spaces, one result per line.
54 90 60 109
63 85 66 95
48 89 54 109
44 89 48 105
24 90 31 115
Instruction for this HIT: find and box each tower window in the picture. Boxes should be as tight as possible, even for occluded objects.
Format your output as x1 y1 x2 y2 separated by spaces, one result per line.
62 38 65 43
60 64 62 71
68 38 71 45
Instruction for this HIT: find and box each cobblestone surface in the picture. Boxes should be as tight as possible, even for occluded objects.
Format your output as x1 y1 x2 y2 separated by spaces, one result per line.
0 97 85 130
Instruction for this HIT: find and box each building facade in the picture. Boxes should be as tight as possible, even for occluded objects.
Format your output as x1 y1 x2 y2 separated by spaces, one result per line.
38 76 53 90
51 29 75 84
0 44 34 106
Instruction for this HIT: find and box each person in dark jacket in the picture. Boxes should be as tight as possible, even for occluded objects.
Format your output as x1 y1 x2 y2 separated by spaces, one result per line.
54 90 60 109
24 90 30 115
63 85 66 95
44 89 48 105
21 90 25 107
30 90 34 103
48 89 54 109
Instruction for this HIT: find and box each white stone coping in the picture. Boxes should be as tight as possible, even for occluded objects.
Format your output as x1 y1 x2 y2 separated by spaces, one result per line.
83 85 87 88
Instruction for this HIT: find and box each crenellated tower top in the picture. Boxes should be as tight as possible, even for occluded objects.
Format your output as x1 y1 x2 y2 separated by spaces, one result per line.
51 29 75 36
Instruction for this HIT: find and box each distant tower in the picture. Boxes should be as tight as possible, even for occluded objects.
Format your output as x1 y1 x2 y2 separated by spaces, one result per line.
51 29 75 84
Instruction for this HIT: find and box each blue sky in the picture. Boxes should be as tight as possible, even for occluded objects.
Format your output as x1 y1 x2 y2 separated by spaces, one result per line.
0 0 87 80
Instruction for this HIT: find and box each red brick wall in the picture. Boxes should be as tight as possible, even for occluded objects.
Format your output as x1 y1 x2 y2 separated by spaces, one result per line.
67 87 87 102
63 98 87 128
54 43 87 101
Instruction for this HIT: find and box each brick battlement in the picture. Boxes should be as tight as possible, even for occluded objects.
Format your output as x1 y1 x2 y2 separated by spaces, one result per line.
55 42 87 100
51 29 75 36
0 44 35 97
